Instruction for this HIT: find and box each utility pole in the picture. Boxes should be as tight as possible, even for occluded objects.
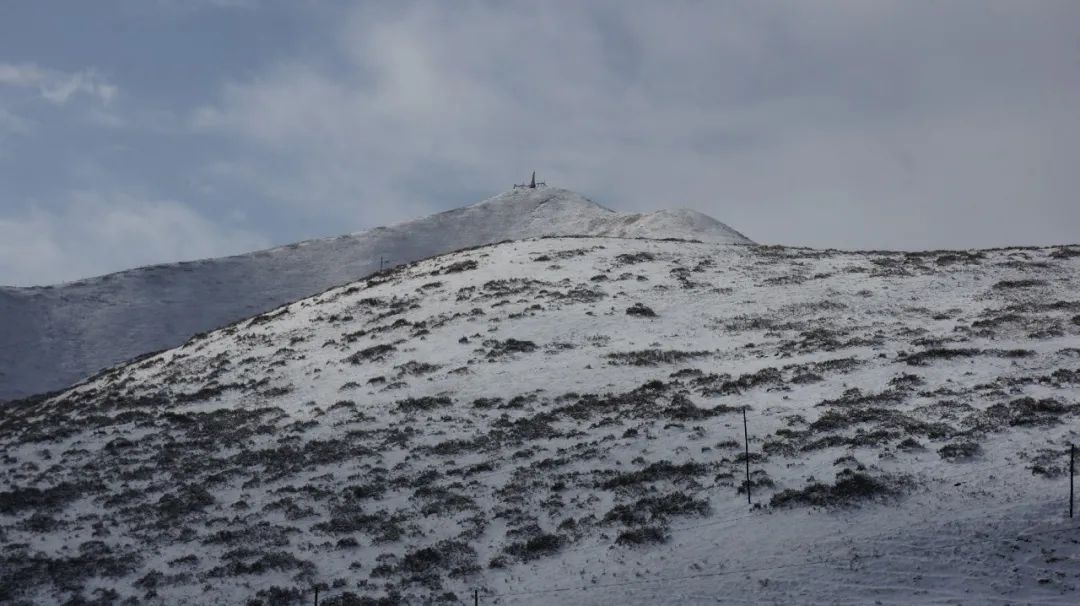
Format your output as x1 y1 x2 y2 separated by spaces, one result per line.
743 406 751 505
1071 444 1075 519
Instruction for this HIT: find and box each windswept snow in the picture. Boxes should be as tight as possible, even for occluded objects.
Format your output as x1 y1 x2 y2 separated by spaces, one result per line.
0 187 752 401
2 237 1079 604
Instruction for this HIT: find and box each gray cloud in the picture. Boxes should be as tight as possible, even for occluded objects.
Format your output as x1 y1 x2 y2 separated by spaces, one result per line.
191 1 1080 250
3 1 1078 287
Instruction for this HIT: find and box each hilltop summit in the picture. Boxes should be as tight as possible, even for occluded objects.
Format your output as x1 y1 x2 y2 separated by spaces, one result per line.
435 187 753 246
0 187 751 400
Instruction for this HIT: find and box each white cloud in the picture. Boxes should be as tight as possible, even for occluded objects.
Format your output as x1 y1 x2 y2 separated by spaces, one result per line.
0 193 270 286
0 63 117 105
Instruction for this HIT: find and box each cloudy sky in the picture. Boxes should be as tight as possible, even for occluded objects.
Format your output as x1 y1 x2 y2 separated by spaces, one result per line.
1 1 1078 286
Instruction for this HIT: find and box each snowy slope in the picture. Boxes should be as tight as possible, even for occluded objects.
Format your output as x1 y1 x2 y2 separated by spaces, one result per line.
0 187 752 401
2 238 1079 605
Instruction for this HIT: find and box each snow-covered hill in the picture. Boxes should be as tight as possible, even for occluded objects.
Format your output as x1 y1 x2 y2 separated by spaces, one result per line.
0 187 753 401
2 237 1079 604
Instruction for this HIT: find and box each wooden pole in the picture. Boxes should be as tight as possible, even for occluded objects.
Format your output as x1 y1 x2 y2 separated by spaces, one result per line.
314 587 319 606
474 588 479 606
743 406 751 505
1071 444 1075 519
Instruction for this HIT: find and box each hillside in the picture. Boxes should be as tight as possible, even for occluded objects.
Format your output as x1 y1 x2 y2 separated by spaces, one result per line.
2 237 1079 604
0 187 753 401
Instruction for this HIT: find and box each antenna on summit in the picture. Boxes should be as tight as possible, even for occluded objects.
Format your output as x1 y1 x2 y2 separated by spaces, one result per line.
514 171 546 189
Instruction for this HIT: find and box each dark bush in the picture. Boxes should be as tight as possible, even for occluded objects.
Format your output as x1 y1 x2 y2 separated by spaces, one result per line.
667 394 732 420
0 544 142 598
398 540 479 585
604 492 709 525
614 252 655 265
157 484 215 521
20 512 63 532
616 526 669 546
323 592 401 606
440 259 478 274
983 397 1072 428
896 437 923 450
938 441 981 461
209 551 314 577
770 472 897 508
314 509 405 543
708 367 783 396
1027 448 1071 478
105 437 135 451
246 307 290 327
505 533 563 561
482 339 538 358
598 461 709 490
394 361 441 376
345 344 397 364
808 407 952 438
606 349 711 366
889 373 925 389
396 396 453 413
626 303 658 318
0 482 90 514
993 279 1047 289
251 587 304 605
901 348 981 366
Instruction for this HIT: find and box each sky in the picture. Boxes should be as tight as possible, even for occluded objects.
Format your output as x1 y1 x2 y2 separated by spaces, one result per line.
1 1 1078 286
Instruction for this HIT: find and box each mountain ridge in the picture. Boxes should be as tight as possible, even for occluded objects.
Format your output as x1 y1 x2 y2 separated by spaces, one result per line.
0 187 752 401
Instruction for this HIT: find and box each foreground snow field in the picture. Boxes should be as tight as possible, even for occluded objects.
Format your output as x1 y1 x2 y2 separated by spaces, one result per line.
0 187 752 401
2 236 1079 604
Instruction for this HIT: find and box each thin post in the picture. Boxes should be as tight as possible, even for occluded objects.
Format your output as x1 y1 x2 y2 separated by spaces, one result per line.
314 587 319 606
742 406 751 505
474 588 479 606
1071 444 1075 519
